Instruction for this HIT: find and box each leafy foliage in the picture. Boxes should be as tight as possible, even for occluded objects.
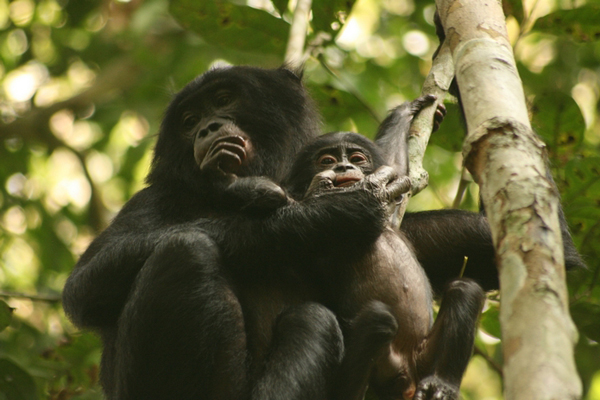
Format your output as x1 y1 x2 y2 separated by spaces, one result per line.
0 0 598 399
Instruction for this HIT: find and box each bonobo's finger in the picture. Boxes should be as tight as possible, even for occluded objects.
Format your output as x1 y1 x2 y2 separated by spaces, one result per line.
202 148 243 174
207 137 247 161
305 170 336 197
386 176 411 201
210 135 247 149
409 94 437 115
368 165 398 186
433 103 447 132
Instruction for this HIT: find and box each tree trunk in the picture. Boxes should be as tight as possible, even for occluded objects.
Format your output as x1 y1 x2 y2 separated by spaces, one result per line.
435 0 582 399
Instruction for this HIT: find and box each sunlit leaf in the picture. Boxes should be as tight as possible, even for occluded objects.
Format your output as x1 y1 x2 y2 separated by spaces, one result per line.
169 0 289 56
0 301 14 332
312 0 356 34
533 6 600 42
0 358 38 400
479 302 501 339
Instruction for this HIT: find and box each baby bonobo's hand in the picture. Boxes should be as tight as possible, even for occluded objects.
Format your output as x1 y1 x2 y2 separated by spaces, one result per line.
305 166 410 209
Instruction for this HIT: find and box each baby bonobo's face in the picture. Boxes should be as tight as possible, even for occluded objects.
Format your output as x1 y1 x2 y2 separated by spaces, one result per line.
314 142 374 187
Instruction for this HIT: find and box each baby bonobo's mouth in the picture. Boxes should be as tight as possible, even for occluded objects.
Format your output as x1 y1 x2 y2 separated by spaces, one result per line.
333 172 362 187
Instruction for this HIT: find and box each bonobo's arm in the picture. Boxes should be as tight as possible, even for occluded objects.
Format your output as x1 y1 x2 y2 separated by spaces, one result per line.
402 209 586 292
214 166 408 267
62 188 182 329
375 95 445 176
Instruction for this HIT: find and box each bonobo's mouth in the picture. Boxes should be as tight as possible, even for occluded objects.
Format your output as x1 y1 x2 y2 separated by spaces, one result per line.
334 176 361 187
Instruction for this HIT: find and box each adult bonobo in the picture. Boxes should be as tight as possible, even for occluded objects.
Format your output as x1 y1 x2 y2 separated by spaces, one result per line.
62 66 405 399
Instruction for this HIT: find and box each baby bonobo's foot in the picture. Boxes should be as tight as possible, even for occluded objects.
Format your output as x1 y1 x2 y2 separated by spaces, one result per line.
414 375 459 400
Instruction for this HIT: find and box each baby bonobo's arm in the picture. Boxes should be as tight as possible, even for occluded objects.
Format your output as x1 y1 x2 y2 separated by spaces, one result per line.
375 95 446 176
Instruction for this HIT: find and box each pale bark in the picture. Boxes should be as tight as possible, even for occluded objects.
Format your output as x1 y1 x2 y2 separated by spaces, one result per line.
435 0 581 399
284 0 312 69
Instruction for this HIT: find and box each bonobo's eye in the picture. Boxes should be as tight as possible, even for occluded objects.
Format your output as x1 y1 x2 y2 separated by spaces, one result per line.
349 152 368 165
214 91 234 107
182 113 200 130
318 154 337 166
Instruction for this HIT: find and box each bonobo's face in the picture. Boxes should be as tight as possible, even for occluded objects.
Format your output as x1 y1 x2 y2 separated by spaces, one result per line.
285 131 385 198
147 66 321 188
177 82 254 176
314 142 374 187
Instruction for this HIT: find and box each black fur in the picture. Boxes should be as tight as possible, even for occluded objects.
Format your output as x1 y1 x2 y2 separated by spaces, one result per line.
62 66 399 399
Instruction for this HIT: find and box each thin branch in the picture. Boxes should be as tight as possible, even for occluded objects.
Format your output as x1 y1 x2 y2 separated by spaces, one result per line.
474 345 504 378
0 57 139 145
284 0 312 69
452 167 472 208
394 40 454 228
0 291 62 303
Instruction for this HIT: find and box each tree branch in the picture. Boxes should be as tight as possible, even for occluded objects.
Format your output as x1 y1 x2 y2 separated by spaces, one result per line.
436 0 582 398
0 57 139 145
395 40 454 228
0 291 61 303
284 0 312 69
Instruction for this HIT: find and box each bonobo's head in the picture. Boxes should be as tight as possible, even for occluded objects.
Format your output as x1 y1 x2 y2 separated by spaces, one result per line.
285 131 386 199
147 66 320 190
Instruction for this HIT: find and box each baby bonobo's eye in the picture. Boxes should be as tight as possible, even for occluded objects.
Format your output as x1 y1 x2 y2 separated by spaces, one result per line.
349 152 368 165
318 154 337 166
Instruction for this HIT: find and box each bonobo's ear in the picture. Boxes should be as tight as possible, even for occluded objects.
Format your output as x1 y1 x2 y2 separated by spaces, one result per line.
280 64 304 81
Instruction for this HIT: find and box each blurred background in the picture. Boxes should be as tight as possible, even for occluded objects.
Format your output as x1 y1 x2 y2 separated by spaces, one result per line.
0 0 599 399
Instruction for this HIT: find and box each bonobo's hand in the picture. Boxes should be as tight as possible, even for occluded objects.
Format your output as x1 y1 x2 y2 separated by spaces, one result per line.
359 166 411 207
304 170 337 198
413 376 459 400
199 135 249 184
408 94 446 132
225 177 290 213
305 166 411 208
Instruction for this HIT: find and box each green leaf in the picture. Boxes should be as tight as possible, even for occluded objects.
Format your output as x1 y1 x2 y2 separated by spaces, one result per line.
570 302 600 342
0 358 38 400
311 0 356 34
479 302 501 339
533 6 600 42
428 102 465 153
0 301 14 332
169 0 289 56
531 91 585 153
502 0 524 23
272 0 289 15
563 157 600 204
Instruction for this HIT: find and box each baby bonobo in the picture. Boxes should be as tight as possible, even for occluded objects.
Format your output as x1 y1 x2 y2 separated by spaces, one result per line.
285 98 486 400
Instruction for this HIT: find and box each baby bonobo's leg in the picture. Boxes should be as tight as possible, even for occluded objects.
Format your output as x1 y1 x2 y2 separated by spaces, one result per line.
414 278 485 400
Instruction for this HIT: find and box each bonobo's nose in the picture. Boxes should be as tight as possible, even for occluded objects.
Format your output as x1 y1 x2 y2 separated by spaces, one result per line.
198 122 222 138
333 163 355 173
